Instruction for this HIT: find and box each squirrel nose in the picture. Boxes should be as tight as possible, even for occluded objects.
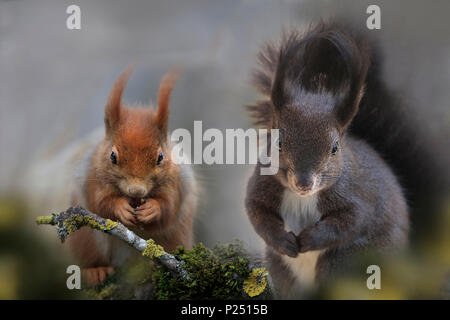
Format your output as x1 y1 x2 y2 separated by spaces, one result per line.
295 172 314 190
127 185 147 198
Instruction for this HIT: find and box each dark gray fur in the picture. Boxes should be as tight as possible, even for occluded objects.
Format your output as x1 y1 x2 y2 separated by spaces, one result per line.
245 21 409 297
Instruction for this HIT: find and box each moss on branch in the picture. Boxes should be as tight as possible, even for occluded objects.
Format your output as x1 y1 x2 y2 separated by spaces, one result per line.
37 206 272 300
151 241 271 299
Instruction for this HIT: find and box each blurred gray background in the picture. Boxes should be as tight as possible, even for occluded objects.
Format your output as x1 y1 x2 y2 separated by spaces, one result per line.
1 0 449 254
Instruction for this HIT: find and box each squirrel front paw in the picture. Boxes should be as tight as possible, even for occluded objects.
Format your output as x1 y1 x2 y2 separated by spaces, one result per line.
135 198 161 225
271 231 299 258
296 228 319 253
82 266 114 287
114 198 137 228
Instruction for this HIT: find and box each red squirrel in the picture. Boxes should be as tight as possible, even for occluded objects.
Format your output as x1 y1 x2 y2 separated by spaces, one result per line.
68 67 198 285
246 22 411 298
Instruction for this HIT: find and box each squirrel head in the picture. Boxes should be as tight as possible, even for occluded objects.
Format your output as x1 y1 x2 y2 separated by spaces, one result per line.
269 26 370 196
102 66 180 200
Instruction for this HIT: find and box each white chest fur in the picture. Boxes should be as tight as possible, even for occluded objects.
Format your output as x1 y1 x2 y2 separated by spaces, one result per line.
279 189 323 291
280 189 321 234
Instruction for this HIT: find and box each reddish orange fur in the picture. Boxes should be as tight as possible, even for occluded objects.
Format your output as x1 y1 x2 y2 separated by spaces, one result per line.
155 68 181 135
83 267 114 287
68 67 197 285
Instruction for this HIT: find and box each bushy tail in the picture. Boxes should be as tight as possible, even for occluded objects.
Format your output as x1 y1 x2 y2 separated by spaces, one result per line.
247 20 448 240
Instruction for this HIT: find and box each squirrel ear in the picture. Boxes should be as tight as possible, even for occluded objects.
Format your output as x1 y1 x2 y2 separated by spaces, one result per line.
155 68 181 137
334 83 366 131
333 41 370 131
104 66 133 137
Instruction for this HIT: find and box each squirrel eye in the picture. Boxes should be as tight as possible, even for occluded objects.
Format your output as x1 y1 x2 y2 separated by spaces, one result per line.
157 152 164 166
110 151 117 164
275 137 281 151
331 141 339 155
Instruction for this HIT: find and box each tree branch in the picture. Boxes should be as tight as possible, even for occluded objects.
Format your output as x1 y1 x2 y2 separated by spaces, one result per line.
37 205 272 299
36 205 191 281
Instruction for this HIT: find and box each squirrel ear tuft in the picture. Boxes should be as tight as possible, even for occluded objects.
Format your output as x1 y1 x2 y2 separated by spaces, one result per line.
155 68 181 137
104 65 134 137
332 38 371 131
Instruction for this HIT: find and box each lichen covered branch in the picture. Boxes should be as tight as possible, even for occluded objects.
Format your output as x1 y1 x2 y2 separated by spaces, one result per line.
37 206 272 299
36 205 191 281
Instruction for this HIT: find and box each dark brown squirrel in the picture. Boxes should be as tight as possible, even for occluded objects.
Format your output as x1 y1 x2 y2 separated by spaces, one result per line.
245 22 414 298
68 67 198 285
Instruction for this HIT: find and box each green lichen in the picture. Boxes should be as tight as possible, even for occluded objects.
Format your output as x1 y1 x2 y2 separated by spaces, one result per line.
35 215 56 225
63 215 118 235
142 239 166 259
243 267 269 297
105 219 118 230
152 240 253 299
